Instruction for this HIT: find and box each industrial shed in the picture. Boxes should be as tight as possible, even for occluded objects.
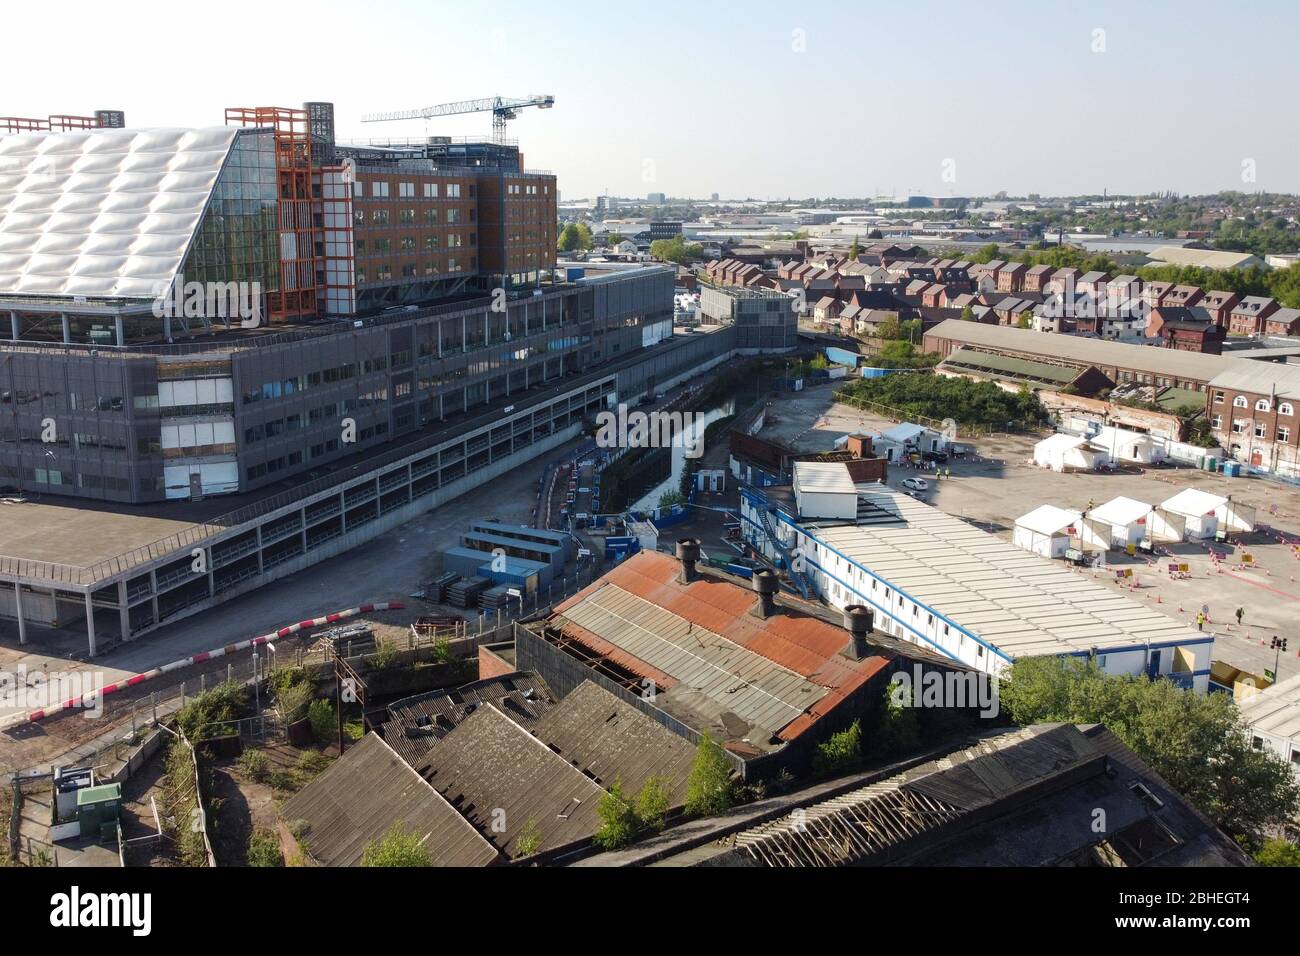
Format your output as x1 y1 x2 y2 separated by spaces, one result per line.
1013 505 1083 559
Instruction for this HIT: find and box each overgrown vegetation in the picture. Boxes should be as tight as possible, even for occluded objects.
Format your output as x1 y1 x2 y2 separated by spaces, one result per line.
246 827 283 867
684 733 736 817
593 776 673 850
270 668 314 724
175 682 252 741
515 818 542 857
361 822 431 867
307 699 336 744
372 638 399 669
1255 838 1300 867
162 738 209 867
813 719 862 774
838 373 1046 431
295 749 332 778
236 748 269 783
999 656 1300 851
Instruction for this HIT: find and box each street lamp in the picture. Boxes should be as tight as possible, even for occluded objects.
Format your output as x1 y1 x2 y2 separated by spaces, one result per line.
1268 636 1288 685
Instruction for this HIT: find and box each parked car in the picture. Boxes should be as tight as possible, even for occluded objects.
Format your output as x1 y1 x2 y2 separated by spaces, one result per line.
902 477 929 492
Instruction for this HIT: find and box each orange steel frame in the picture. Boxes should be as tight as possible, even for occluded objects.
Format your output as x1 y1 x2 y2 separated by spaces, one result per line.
225 106 321 321
0 117 51 133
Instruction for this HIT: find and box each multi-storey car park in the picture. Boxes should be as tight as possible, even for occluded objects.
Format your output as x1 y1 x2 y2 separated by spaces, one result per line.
0 102 795 654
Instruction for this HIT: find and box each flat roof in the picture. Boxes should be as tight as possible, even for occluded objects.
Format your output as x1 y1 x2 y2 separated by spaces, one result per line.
803 486 1205 659
1237 675 1300 742
794 460 858 496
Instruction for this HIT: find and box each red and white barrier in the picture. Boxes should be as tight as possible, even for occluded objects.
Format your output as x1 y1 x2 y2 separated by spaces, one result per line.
22 602 404 723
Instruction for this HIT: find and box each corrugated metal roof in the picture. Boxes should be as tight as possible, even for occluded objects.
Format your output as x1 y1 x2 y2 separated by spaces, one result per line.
926 318 1232 382
549 551 898 743
381 672 555 774
279 734 500 867
557 582 829 739
531 680 698 804
794 460 858 495
809 486 1203 658
1237 674 1300 742
422 702 604 858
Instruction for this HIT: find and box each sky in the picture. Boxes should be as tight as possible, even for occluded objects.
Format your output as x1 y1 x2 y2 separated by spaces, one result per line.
5 0 1299 200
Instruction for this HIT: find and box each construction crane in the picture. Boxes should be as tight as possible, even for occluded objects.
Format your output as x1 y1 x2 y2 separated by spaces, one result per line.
361 95 554 144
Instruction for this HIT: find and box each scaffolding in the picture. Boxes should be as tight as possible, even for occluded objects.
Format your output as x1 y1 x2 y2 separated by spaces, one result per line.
225 106 321 321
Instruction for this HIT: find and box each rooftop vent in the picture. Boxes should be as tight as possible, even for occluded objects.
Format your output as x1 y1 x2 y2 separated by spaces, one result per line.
750 569 780 619
842 605 874 660
676 538 702 584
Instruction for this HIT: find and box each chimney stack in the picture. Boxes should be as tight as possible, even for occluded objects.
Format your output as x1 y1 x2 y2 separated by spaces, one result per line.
751 569 780 619
675 538 701 584
842 605 874 660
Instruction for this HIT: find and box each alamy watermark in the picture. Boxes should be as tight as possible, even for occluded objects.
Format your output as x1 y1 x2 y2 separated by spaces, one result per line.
889 664 1000 718
594 403 705 459
1 666 104 718
151 274 262 329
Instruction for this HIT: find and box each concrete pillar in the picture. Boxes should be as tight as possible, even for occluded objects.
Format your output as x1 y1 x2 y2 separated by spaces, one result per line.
114 315 125 347
84 591 97 657
14 583 26 645
9 310 18 341
117 579 131 642
61 313 71 343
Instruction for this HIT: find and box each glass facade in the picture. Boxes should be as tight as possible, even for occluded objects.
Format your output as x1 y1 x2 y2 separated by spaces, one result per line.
181 130 280 291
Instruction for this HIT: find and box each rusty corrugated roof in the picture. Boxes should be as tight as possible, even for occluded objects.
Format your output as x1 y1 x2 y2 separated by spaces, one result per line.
551 551 892 742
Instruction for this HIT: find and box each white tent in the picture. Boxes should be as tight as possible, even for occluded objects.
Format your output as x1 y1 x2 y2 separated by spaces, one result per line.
1091 426 1164 464
1156 488 1227 541
1033 433 1102 472
1084 496 1152 550
1014 505 1083 559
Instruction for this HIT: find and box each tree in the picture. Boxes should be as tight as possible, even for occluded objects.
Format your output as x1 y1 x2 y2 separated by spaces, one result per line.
959 305 977 322
998 656 1300 850
361 822 431 866
848 236 861 260
867 229 883 239
685 733 735 816
594 780 641 849
650 236 705 264
633 777 672 833
606 232 625 247
558 223 583 252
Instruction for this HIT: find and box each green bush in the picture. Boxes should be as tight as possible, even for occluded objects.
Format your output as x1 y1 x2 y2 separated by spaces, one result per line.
307 699 336 743
175 682 252 741
295 749 331 778
246 827 283 867
813 719 863 774
1255 838 1300 867
267 770 299 794
361 822 431 866
372 638 399 669
236 748 269 783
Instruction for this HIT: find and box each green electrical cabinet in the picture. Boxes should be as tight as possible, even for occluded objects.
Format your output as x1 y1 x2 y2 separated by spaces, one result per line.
75 783 122 839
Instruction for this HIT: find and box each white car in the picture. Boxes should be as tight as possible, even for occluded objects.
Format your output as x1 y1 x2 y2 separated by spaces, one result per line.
902 477 929 492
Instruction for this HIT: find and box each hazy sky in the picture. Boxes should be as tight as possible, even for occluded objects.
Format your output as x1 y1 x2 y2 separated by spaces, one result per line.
6 0 1298 200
